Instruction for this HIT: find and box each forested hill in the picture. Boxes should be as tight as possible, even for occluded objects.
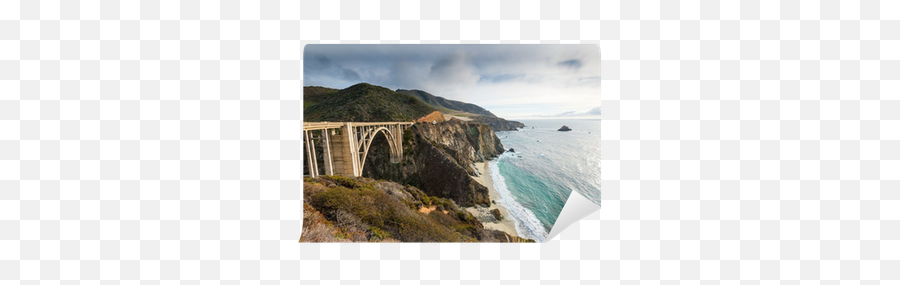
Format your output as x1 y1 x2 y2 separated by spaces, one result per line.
303 83 436 122
395 89 497 117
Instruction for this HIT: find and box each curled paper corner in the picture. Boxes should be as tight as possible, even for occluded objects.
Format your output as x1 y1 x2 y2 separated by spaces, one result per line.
546 191 601 241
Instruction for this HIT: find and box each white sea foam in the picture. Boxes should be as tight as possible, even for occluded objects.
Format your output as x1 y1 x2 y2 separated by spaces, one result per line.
490 153 549 242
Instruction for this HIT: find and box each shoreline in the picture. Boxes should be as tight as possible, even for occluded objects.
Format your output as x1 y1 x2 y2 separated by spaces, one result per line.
465 160 520 238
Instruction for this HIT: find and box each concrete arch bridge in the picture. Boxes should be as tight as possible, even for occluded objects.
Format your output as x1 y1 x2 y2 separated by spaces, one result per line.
303 122 414 178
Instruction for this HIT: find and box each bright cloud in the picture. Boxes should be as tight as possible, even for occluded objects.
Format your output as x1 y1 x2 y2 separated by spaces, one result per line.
303 45 601 119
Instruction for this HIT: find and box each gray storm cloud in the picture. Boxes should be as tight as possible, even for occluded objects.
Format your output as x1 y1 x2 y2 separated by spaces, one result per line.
304 54 362 84
303 44 601 119
557 59 583 70
428 52 480 88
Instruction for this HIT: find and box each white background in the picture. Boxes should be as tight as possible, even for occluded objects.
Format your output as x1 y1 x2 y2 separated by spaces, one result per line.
3 0 898 283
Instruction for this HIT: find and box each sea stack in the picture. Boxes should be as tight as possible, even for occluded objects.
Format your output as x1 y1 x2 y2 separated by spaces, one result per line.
557 125 572 132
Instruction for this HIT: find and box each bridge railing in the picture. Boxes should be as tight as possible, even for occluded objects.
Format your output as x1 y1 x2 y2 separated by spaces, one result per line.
302 121 414 130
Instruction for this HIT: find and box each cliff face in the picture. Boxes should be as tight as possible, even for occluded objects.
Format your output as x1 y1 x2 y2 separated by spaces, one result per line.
472 116 525 132
361 119 505 207
415 119 506 169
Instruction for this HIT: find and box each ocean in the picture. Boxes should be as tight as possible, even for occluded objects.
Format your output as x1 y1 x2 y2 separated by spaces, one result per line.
490 119 601 242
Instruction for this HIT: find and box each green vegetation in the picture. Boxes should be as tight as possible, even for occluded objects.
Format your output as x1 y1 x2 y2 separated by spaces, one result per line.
323 175 364 189
303 86 338 109
395 89 497 117
301 175 488 242
402 128 414 144
304 83 436 122
300 175 534 243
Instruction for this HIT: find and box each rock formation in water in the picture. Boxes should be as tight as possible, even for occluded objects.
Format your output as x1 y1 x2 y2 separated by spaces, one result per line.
490 209 503 221
558 125 572 131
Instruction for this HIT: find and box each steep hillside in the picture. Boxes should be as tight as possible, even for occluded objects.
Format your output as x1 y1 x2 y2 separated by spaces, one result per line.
396 89 524 131
396 89 497 117
302 86 339 109
301 176 532 243
304 83 436 122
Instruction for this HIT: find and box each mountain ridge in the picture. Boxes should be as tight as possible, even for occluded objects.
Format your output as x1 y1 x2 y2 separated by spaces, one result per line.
303 83 436 122
303 84 524 131
396 89 497 117
395 89 524 131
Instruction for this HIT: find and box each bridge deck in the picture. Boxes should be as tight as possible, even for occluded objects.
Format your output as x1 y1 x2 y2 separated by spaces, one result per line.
303 121 414 130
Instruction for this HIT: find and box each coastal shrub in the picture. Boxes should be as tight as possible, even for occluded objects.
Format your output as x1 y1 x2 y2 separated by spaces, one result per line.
335 210 368 234
427 209 483 239
309 183 463 242
403 129 414 144
368 227 392 242
304 175 503 242
303 182 328 202
324 175 364 189
333 227 366 242
301 222 338 242
301 203 342 242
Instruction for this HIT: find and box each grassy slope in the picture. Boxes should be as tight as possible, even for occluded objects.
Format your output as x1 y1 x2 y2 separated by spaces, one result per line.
396 89 497 118
300 176 533 243
303 86 339 109
304 83 436 122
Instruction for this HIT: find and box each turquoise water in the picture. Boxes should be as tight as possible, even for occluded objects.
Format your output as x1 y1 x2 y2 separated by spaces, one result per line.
491 119 601 242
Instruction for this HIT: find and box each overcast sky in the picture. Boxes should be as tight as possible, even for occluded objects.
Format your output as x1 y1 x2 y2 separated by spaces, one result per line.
303 45 600 119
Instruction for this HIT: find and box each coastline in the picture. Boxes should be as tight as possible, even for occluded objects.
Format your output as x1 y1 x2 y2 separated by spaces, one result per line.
465 161 520 238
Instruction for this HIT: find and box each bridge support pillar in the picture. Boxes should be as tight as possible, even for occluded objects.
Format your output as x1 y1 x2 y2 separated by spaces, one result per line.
328 123 362 177
304 130 318 177
389 124 403 163
322 129 334 175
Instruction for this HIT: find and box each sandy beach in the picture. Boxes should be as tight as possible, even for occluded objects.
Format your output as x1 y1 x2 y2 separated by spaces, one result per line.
465 161 520 238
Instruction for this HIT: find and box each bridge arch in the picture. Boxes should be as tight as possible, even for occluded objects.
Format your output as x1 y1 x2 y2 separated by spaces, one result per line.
357 126 402 174
303 122 413 178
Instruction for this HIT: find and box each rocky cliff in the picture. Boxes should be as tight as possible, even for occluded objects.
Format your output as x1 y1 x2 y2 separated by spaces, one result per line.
361 119 505 207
